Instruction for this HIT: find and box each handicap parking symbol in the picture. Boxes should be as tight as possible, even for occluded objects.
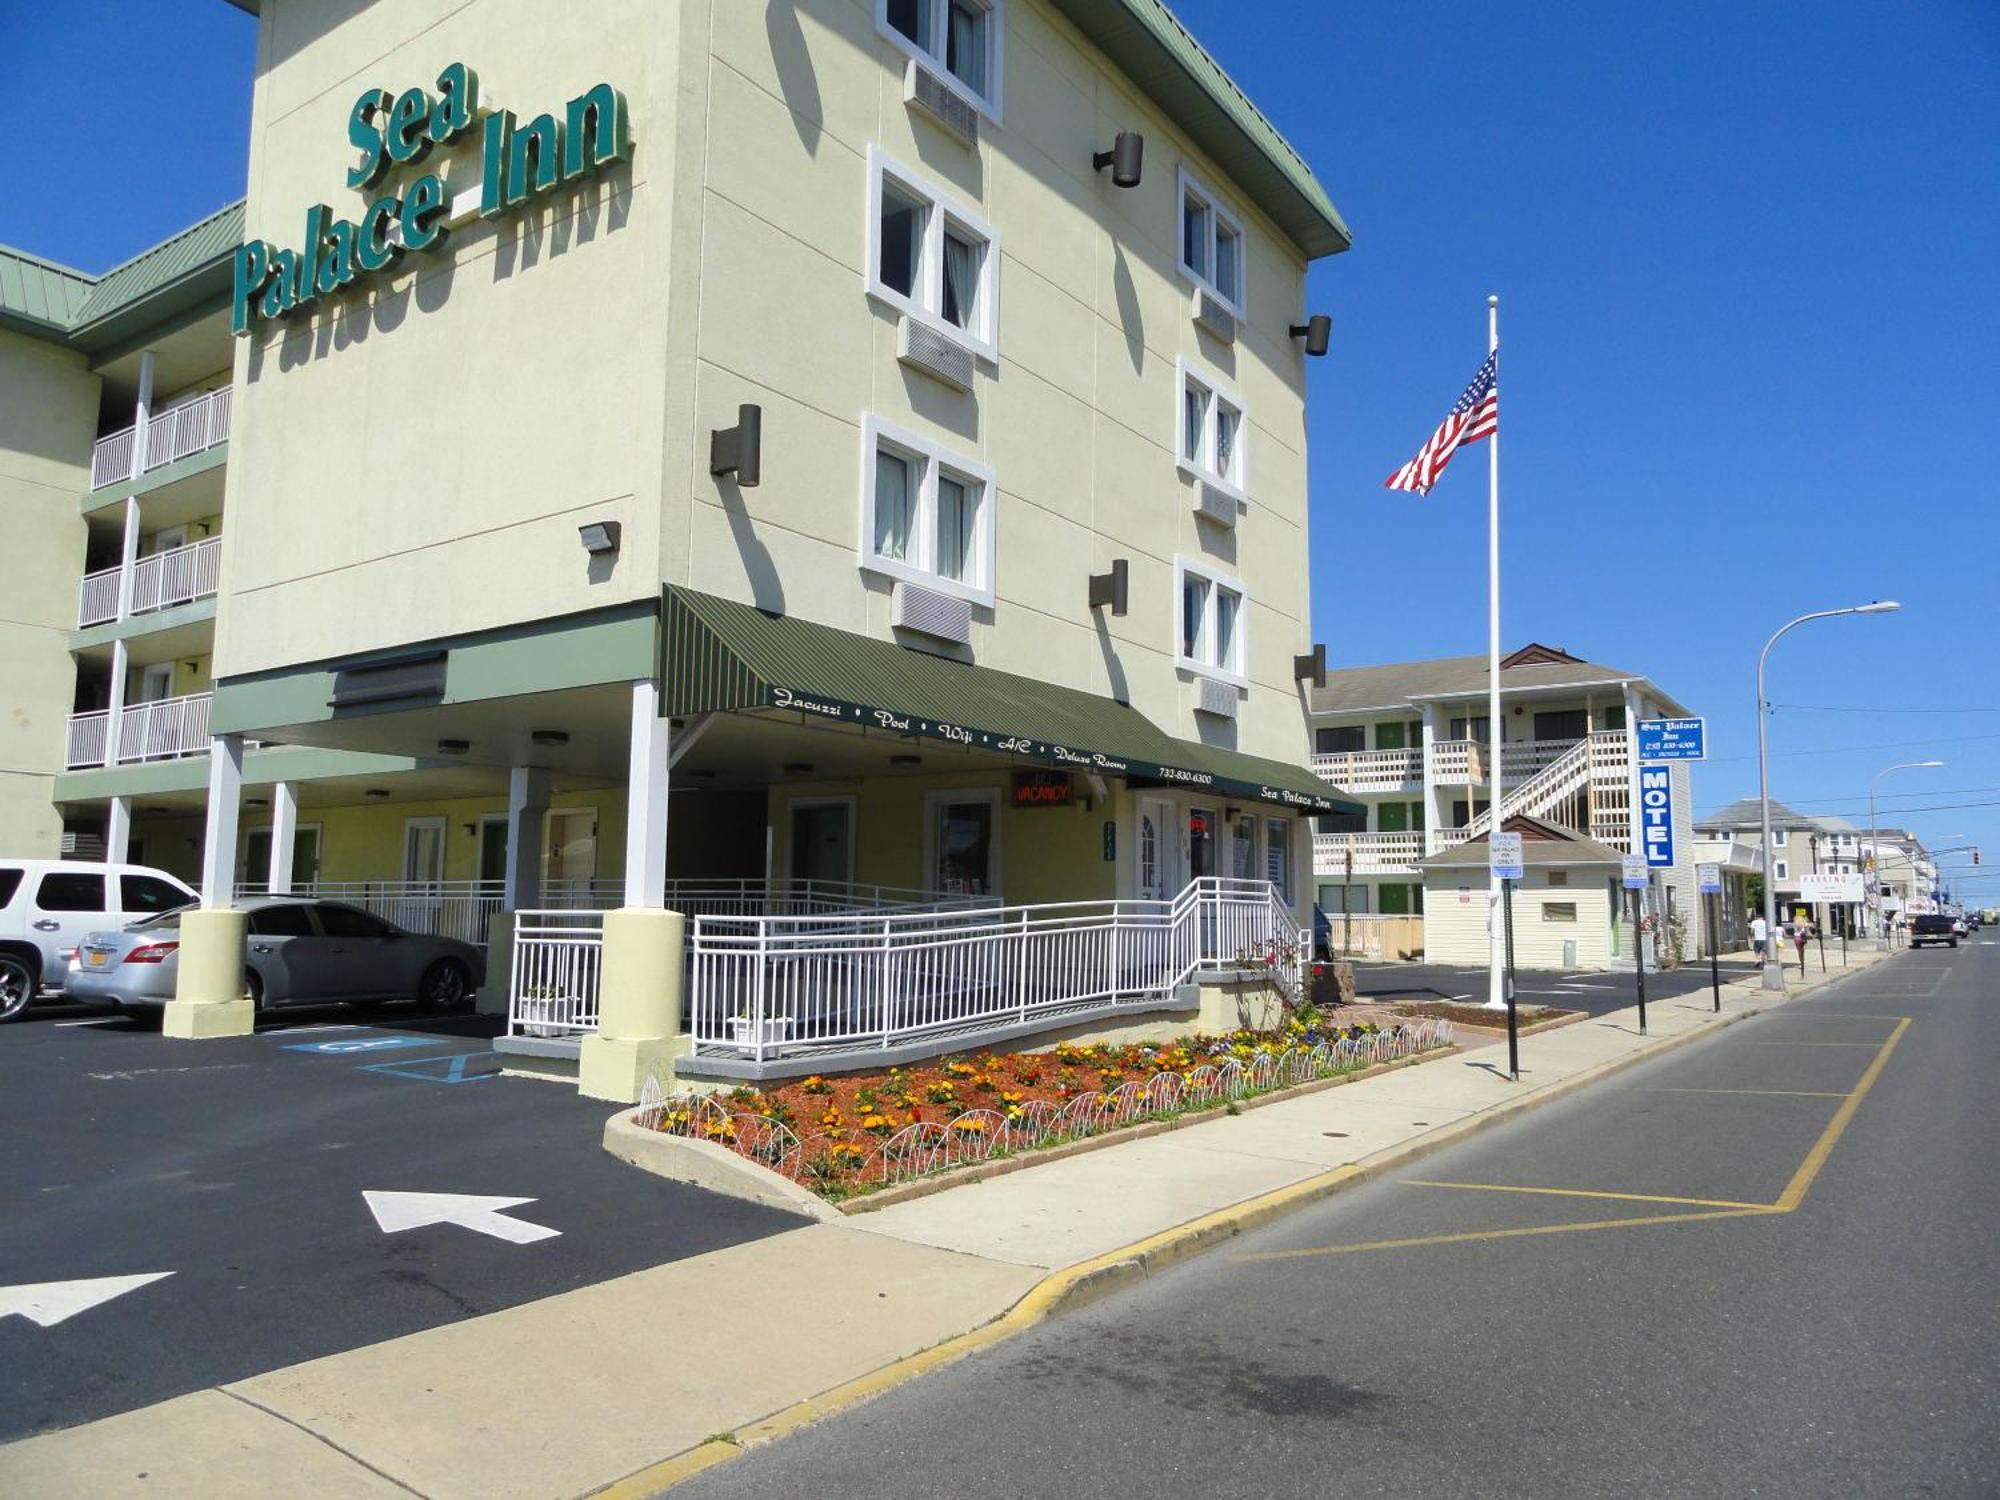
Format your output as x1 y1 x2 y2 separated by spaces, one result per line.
284 1035 437 1056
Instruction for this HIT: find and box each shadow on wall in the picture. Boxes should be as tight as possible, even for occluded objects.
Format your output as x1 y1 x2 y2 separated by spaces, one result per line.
766 0 823 157
245 170 633 384
716 473 784 615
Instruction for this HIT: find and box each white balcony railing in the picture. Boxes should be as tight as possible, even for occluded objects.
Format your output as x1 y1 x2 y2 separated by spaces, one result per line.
77 535 222 628
1430 736 1589 787
1310 747 1423 794
88 386 232 491
65 691 213 768
1312 830 1427 875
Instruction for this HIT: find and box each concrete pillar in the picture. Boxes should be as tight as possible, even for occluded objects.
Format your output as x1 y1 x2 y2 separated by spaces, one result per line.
105 797 131 865
480 909 516 1017
131 349 156 477
164 734 252 1039
267 781 298 894
624 679 670 907
1418 705 1439 855
504 765 551 911
103 639 130 766
578 907 688 1103
115 497 142 622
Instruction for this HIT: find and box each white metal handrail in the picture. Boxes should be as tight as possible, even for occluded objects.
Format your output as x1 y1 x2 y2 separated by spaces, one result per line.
77 566 122 628
509 910 607 1037
65 711 109 770
683 877 1301 1064
89 427 135 490
141 387 231 473
118 691 212 763
128 535 222 616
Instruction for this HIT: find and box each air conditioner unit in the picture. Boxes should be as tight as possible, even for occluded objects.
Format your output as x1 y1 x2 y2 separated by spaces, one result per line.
893 580 973 645
1196 677 1239 718
1192 286 1236 343
904 59 977 146
1194 480 1241 527
898 318 976 392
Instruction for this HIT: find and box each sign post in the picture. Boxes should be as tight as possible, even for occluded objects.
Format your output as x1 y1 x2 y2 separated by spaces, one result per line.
1490 833 1524 1081
1697 861 1723 1013
1623 854 1650 1035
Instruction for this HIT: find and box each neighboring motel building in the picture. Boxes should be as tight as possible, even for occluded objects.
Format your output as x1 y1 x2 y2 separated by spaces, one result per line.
0 0 1359 1090
1305 644 1703 969
1693 800 1937 936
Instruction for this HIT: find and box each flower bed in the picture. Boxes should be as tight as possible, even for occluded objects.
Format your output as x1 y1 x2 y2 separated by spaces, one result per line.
635 1017 1454 1201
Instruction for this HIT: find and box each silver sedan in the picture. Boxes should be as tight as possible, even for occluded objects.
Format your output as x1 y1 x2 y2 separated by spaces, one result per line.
65 898 484 1012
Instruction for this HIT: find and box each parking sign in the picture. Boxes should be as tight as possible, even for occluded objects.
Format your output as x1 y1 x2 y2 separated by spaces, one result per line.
1622 854 1650 890
1489 832 1524 881
1697 861 1722 895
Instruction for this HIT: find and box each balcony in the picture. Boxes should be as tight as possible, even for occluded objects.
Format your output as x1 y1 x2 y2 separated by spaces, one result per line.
66 691 213 770
1429 735 1611 787
88 387 232 491
76 535 222 629
1310 746 1423 794
1313 829 1426 876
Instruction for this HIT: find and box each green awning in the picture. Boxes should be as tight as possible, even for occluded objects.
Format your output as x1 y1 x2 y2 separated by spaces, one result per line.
661 587 1358 817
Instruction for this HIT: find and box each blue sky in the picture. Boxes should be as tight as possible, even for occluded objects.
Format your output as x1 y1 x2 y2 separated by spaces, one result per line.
4 1 1996 899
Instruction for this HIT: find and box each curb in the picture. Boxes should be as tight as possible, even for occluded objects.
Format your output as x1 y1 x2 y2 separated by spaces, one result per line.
592 951 1893 1498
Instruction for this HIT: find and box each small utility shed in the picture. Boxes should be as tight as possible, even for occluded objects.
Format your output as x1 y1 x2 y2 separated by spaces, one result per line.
1418 816 1625 970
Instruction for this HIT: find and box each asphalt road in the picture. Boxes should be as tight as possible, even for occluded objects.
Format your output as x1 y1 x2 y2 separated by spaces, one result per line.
679 938 2000 1498
1352 953 1773 1017
0 1002 801 1442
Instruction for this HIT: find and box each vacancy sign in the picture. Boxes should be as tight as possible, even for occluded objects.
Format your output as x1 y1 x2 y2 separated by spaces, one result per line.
1637 717 1706 762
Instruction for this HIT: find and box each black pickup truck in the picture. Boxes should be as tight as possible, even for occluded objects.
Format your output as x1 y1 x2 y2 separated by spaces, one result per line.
1910 914 1959 949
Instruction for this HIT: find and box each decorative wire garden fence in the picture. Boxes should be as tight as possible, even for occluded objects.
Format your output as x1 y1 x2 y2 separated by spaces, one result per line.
635 1019 1452 1193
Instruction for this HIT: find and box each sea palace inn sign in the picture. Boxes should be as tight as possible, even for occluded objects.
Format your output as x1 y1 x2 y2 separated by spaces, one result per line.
232 64 629 336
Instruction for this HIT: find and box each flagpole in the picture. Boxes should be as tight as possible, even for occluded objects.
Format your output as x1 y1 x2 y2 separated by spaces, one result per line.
1486 293 1505 1010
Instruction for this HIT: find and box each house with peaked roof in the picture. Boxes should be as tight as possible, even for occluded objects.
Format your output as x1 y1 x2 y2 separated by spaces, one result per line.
1307 642 1702 967
1417 815 1626 969
1694 798 1929 937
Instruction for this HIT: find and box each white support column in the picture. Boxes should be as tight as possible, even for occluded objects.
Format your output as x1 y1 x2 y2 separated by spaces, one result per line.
503 765 551 911
131 350 156 476
105 797 132 865
1622 684 1644 855
268 781 299 895
115 496 142 622
623 680 671 907
103 639 130 766
199 734 244 907
165 733 251 1039
1418 705 1439 855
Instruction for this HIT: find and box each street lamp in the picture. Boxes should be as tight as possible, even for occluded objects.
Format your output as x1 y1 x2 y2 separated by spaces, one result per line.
1869 762 1943 950
1756 601 1899 991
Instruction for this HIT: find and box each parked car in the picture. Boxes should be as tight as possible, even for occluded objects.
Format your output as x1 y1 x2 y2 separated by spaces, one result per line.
1909 914 1959 949
0 860 198 1020
64 897 483 1013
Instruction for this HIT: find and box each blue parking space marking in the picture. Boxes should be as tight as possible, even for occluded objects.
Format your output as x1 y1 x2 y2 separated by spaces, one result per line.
355 1051 498 1084
283 1035 436 1056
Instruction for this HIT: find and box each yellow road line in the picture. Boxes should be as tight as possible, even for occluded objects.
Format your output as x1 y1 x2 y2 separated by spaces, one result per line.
1236 1207 1773 1263
1401 1179 1771 1211
1631 1086 1849 1099
1773 1016 1910 1211
1738 1041 1886 1048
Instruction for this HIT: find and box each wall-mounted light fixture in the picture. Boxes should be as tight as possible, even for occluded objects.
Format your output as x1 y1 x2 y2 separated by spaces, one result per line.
1293 643 1327 689
436 738 470 754
1092 131 1143 188
578 520 621 555
710 403 763 487
462 823 477 836
1289 314 1332 357
365 788 390 800
889 753 922 769
245 797 270 810
530 729 570 747
1088 557 1129 617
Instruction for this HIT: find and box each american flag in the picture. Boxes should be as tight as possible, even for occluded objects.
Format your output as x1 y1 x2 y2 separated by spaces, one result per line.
1384 351 1498 496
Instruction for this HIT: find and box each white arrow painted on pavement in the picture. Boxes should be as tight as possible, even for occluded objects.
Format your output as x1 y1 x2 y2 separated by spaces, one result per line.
362 1190 561 1244
0 1273 174 1328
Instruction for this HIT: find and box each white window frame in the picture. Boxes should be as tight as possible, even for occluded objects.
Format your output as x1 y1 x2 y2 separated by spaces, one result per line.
864 147 1001 361
1175 356 1249 501
1773 859 1790 881
1176 165 1246 315
1174 554 1249 688
923 786 1004 898
859 414 997 607
1772 829 1789 848
874 0 1005 122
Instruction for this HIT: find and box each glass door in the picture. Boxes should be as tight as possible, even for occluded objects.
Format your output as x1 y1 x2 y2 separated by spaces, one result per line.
1188 808 1216 880
929 792 999 898
789 802 853 896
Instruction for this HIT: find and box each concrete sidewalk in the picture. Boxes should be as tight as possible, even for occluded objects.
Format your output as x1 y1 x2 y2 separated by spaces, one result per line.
0 949 1893 1500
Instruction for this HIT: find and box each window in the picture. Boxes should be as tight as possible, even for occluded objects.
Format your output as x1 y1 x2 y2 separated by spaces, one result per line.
1543 902 1579 923
1316 726 1365 755
1175 359 1248 498
1230 815 1256 879
865 150 1000 357
1532 710 1588 742
1547 870 1569 887
0 868 23 907
1711 830 1733 843
1601 704 1627 731
878 0 1002 118
1316 809 1365 835
1772 830 1789 848
35 872 104 912
250 904 315 938
315 904 394 939
860 416 995 604
1773 860 1790 881
1174 557 1247 684
1449 716 1492 742
1265 819 1292 902
120 875 189 915
1176 167 1245 312
1318 883 1369 915
928 790 1000 896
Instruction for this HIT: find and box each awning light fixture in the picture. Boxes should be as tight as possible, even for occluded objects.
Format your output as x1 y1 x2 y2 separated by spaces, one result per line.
1289 314 1332 356
1093 131 1144 188
710 403 763 487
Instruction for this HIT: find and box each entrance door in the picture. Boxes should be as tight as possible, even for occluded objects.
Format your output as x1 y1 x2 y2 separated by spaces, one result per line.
1138 798 1174 900
137 662 174 703
402 818 446 886
789 802 853 892
544 809 597 899
478 817 510 885
928 792 999 898
1187 808 1217 881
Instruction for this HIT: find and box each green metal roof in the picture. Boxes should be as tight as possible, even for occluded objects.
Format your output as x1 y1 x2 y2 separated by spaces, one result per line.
1047 0 1351 258
0 200 243 351
661 586 1354 815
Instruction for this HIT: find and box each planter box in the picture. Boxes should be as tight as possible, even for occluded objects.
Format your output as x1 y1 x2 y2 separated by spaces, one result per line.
729 1016 793 1049
516 992 587 1037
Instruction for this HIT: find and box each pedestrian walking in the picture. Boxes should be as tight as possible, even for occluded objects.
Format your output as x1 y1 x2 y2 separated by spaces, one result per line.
1750 911 1769 961
1792 918 1810 975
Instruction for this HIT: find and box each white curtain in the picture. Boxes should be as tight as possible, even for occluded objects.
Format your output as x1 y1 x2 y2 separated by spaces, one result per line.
874 450 913 562
942 231 977 330
947 1 987 91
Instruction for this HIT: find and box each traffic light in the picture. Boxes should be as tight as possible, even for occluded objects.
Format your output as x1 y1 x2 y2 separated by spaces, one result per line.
1975 849 1983 865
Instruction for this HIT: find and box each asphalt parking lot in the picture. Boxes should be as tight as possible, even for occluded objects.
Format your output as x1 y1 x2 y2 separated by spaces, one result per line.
1349 953 1788 1017
0 1000 801 1443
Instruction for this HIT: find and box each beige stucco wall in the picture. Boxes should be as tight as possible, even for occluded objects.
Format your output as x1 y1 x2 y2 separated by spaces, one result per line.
218 0 1321 772
0 328 93 854
215 0 682 678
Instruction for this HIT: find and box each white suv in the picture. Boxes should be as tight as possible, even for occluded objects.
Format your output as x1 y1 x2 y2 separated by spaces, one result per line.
0 861 198 1020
